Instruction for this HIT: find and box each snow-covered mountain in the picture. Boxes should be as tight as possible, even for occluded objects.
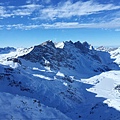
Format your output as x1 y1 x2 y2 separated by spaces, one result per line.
97 46 120 66
0 47 16 54
20 41 119 76
96 46 118 52
0 40 120 120
110 47 120 66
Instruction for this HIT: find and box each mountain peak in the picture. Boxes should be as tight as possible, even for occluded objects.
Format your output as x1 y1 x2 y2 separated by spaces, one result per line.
74 41 93 52
0 47 16 54
41 40 55 47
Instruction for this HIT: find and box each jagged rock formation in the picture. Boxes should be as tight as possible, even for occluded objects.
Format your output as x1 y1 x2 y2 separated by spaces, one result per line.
20 40 119 74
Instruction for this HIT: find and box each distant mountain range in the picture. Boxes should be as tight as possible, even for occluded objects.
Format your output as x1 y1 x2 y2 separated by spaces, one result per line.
0 41 120 120
0 47 16 54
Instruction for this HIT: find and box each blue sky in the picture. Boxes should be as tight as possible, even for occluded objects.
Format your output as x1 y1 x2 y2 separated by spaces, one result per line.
0 0 120 47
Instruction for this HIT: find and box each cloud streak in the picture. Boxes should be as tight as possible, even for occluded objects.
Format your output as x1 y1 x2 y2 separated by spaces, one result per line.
0 4 41 18
1 17 120 30
37 1 120 20
0 1 119 19
41 20 120 29
0 1 120 30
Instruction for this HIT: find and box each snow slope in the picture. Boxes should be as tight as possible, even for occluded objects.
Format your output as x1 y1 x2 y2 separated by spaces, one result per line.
0 92 70 120
0 40 120 120
110 47 120 66
81 70 120 111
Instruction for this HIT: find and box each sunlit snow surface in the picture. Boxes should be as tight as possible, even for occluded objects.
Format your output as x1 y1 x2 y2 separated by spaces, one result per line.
0 47 33 67
55 42 64 49
81 71 120 111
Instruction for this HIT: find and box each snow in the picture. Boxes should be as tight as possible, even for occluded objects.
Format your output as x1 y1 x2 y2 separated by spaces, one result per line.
0 47 33 67
63 82 68 86
0 92 70 120
55 42 64 49
0 41 120 120
33 74 52 80
33 67 46 72
56 71 65 77
81 70 120 111
104 99 120 111
110 47 120 66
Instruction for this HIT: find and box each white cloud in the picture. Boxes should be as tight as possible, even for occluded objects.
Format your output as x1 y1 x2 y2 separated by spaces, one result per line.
0 4 41 18
41 20 120 29
14 4 41 16
0 1 120 30
26 0 31 4
36 1 120 20
2 18 120 30
18 24 41 30
41 22 79 29
20 4 41 8
0 25 3 28
115 29 120 31
0 6 6 16
0 1 119 22
5 24 41 30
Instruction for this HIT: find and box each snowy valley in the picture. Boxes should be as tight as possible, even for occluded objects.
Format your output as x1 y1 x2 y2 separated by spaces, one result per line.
0 41 120 120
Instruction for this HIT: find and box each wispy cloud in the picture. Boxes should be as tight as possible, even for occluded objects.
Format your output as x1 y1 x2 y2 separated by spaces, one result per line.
13 4 41 16
0 6 7 17
0 1 120 30
35 1 120 20
0 4 41 18
5 24 41 30
41 20 120 29
0 1 119 19
1 17 120 30
115 29 120 32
